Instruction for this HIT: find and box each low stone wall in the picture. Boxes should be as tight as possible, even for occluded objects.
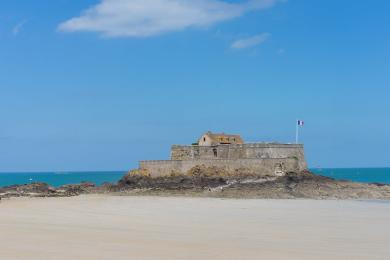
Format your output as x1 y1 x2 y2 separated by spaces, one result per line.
139 158 302 178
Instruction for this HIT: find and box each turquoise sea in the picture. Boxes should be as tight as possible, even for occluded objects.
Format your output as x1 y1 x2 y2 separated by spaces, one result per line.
0 168 389 188
311 168 390 184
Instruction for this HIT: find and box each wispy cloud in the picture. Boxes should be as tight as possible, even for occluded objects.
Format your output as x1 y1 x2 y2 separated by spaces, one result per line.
58 0 280 38
231 33 270 49
12 20 27 36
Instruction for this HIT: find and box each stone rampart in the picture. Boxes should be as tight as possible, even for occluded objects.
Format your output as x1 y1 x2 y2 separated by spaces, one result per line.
171 143 307 169
139 158 302 178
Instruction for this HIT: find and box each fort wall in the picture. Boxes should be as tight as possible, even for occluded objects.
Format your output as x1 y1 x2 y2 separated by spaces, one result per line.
171 144 307 169
139 158 302 178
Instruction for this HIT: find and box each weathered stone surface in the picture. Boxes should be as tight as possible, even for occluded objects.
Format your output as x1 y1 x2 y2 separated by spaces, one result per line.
171 143 306 162
139 158 301 178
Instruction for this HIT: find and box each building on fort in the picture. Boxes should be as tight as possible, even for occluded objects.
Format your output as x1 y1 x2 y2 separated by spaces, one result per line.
139 132 308 178
198 131 244 146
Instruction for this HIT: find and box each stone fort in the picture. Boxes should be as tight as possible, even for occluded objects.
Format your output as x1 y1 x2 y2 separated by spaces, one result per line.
139 132 308 177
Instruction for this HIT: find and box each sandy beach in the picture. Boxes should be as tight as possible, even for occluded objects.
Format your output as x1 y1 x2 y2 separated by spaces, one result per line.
0 196 389 260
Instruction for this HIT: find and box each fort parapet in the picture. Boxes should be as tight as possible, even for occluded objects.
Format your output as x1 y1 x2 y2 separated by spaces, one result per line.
138 132 308 178
171 143 306 162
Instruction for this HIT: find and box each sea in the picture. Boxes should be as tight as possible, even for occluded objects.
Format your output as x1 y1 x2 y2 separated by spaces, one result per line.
0 168 389 188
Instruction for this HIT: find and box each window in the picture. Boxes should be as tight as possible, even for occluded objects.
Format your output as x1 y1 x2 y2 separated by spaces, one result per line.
203 137 206 142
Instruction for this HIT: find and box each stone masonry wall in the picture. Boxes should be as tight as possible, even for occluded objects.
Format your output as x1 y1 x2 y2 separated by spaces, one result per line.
139 158 301 178
171 144 307 169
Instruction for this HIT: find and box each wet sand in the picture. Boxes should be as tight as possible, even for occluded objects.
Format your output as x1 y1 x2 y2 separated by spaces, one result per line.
0 195 389 260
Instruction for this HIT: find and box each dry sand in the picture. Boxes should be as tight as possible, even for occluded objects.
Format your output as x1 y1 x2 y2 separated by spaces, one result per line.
0 195 389 260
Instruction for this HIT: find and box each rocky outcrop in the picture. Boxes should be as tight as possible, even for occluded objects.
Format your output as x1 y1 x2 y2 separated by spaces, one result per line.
222 171 390 199
0 182 97 199
1 168 390 200
116 171 226 191
115 168 390 199
0 183 57 198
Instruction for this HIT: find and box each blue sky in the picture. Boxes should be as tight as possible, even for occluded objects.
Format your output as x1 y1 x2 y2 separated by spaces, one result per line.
1 0 390 171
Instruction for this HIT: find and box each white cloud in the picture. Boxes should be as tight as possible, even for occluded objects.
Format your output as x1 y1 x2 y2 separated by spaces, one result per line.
58 0 279 38
231 33 270 49
12 20 27 36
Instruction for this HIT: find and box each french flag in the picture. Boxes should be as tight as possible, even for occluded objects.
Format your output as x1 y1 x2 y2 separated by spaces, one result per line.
297 120 304 126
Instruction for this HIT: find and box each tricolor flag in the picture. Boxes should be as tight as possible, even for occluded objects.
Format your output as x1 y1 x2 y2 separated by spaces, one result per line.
297 120 304 126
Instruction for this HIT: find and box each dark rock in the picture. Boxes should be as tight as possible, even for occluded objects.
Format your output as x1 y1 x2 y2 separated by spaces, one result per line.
370 182 389 187
117 172 227 191
57 182 96 196
0 183 56 195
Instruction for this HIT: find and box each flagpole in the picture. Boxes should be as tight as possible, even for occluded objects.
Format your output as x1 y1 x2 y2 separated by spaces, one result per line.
295 120 299 144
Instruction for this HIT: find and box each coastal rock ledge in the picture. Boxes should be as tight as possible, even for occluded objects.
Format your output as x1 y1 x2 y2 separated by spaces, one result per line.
1 169 390 200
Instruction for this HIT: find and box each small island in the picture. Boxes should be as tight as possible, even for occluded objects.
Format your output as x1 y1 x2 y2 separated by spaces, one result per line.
1 132 390 200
